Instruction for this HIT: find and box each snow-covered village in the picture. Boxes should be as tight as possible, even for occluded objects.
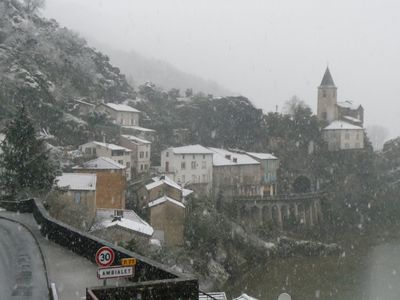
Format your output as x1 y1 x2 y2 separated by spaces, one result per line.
1 0 400 299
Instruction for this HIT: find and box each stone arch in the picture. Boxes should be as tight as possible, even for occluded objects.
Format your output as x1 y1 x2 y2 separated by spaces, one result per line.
271 205 281 227
250 206 261 227
293 175 311 193
297 204 305 225
262 205 271 224
281 205 290 229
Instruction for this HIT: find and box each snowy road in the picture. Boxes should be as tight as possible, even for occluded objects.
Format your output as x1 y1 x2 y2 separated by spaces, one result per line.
0 218 49 299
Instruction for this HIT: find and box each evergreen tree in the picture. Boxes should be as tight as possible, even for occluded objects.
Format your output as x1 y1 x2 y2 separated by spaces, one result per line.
0 105 57 198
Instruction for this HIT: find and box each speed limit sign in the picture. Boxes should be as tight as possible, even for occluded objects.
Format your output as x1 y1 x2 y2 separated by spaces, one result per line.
95 246 115 267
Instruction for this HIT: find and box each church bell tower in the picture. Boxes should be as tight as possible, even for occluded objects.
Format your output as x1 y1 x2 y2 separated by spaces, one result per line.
317 67 337 123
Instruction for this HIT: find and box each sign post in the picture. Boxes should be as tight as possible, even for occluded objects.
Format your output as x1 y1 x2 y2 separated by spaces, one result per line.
95 246 115 286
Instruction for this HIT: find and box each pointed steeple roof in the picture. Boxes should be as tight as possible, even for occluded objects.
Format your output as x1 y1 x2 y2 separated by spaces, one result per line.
320 67 336 87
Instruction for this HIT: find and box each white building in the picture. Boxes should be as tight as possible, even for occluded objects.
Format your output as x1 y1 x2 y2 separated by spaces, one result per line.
97 103 140 126
160 145 213 191
120 135 151 174
323 120 364 151
80 141 132 180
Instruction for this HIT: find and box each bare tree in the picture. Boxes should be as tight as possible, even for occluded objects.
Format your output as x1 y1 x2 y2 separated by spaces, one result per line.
22 0 45 13
367 125 389 150
283 95 307 115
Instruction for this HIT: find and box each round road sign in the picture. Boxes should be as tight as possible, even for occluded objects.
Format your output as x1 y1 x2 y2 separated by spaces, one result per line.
95 246 115 267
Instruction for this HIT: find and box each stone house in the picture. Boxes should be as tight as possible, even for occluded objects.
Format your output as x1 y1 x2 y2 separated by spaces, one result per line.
138 176 193 247
90 209 153 244
73 157 127 210
160 145 213 193
97 102 140 126
246 152 279 196
49 173 97 231
209 148 262 198
148 196 186 247
120 135 151 174
80 141 132 180
323 120 364 151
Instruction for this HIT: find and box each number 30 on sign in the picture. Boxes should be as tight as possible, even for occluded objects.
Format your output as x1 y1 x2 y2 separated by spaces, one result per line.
95 246 115 267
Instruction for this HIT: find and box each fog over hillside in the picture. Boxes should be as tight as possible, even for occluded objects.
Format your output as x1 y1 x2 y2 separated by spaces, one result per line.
90 39 232 97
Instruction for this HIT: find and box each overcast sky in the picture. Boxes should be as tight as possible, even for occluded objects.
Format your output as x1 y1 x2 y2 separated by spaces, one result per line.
44 0 400 138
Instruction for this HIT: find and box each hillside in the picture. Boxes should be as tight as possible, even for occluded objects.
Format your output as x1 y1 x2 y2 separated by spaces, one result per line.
0 0 135 144
90 40 232 97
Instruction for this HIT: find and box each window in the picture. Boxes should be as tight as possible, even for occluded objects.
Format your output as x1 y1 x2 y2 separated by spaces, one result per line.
356 133 360 140
202 161 206 169
191 161 196 169
139 151 144 158
202 174 206 182
140 164 143 170
182 155 185 159
118 160 123 164
145 164 148 170
165 161 169 172
166 151 169 157
192 154 195 159
181 162 186 169
74 192 81 204
203 154 206 159
126 162 130 168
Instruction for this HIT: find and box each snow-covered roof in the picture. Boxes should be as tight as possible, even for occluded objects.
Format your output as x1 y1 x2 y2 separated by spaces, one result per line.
121 135 151 144
82 141 131 152
74 99 95 107
324 120 364 130
337 100 361 110
209 148 260 166
92 209 153 236
73 157 126 170
199 292 227 300
233 294 258 300
121 125 156 132
169 144 214 155
246 152 277 160
343 115 362 123
148 196 186 208
146 175 193 197
104 103 140 113
56 173 96 191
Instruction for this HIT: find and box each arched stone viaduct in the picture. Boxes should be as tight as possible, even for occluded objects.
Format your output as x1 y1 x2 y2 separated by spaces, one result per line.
234 192 324 230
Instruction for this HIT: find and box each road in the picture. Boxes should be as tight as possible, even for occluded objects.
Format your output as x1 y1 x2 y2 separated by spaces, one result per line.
0 218 49 299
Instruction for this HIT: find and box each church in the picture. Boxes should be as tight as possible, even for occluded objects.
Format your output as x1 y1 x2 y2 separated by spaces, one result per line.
317 67 365 151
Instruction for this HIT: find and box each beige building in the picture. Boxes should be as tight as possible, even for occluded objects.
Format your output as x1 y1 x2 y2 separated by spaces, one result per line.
209 148 262 198
80 141 132 180
49 173 97 230
317 67 365 150
97 103 140 126
323 121 364 151
160 145 214 192
73 157 127 209
120 135 151 174
138 176 193 247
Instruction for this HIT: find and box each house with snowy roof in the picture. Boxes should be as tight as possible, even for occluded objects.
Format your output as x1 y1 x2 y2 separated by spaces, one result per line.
246 152 279 196
48 173 97 230
90 208 154 245
97 102 140 126
80 141 132 179
317 67 365 150
73 157 127 210
323 120 364 151
137 175 193 247
160 144 214 194
209 148 262 198
120 135 151 174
